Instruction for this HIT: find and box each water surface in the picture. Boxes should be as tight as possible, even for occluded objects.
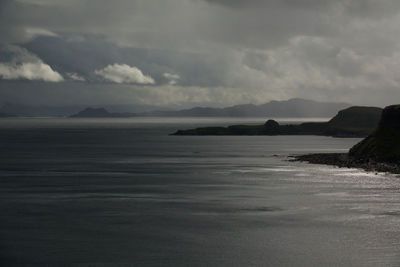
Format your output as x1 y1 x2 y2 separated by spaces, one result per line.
1 118 399 266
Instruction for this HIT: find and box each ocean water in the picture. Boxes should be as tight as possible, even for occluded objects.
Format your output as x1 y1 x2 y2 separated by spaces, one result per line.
1 118 400 266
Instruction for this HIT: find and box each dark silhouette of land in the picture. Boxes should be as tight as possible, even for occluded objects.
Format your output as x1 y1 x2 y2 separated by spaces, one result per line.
142 98 350 118
70 107 135 118
350 105 400 162
70 98 350 118
172 106 382 137
0 103 160 117
293 105 400 174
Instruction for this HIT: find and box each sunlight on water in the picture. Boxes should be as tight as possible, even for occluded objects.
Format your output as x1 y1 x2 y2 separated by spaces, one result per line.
0 118 399 266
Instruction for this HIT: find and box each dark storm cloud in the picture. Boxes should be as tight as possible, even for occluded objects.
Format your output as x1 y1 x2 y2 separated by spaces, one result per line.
1 0 400 107
22 36 227 87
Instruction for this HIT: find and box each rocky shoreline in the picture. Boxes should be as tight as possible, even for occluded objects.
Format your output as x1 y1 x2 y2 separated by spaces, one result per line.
290 153 400 175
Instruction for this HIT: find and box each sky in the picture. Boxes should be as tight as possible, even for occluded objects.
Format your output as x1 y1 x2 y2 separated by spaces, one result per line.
1 0 400 108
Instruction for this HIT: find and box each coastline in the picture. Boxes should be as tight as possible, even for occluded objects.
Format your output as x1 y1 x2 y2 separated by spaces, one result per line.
290 153 400 175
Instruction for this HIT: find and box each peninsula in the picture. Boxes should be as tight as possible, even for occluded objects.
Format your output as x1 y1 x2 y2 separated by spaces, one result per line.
172 106 382 138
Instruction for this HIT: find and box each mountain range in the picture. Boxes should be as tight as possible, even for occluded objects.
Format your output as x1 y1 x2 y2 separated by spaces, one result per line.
71 98 351 118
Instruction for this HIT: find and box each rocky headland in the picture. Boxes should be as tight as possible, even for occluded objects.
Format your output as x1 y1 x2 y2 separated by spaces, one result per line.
293 105 400 174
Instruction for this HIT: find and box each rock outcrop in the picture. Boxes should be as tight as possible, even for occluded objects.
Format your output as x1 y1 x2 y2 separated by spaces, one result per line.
293 105 400 173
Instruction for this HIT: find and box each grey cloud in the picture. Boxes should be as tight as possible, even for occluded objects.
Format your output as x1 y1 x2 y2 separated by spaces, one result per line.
22 36 227 87
1 0 400 107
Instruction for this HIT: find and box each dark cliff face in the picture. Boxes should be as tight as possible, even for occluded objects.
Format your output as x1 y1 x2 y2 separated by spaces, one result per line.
378 105 400 129
328 106 382 128
350 105 400 163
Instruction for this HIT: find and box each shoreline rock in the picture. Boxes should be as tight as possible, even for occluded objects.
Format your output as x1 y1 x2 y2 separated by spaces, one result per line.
290 153 400 174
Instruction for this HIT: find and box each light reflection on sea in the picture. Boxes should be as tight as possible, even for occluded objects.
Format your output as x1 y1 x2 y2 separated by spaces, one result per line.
0 117 399 266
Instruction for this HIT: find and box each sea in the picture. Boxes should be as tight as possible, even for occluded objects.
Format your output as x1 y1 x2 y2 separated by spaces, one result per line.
1 117 400 266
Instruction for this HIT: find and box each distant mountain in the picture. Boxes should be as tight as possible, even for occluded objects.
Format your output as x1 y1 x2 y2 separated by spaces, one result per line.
70 107 135 118
2 98 349 118
0 103 84 117
143 98 350 118
173 106 382 137
0 103 161 117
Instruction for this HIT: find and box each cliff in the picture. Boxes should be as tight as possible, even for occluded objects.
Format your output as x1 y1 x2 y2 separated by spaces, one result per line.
293 105 400 173
324 106 382 137
350 105 400 163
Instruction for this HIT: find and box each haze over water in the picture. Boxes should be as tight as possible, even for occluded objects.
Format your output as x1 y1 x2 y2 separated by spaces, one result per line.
1 118 400 266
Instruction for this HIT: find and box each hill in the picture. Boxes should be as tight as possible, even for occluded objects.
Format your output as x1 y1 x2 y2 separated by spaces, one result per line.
145 98 350 118
324 106 383 137
70 107 135 118
69 98 351 118
173 106 382 137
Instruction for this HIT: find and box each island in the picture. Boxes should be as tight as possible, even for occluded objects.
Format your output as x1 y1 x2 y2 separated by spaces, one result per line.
172 106 382 138
69 107 135 118
293 105 400 174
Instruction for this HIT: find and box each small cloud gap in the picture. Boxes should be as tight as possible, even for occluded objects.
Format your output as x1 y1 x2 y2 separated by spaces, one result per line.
66 72 85 82
163 72 180 85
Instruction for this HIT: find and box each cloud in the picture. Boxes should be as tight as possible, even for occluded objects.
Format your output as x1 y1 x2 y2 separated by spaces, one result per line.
66 72 85 81
0 45 63 82
25 27 57 39
163 72 180 85
2 0 400 107
0 62 63 82
94 64 155 84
